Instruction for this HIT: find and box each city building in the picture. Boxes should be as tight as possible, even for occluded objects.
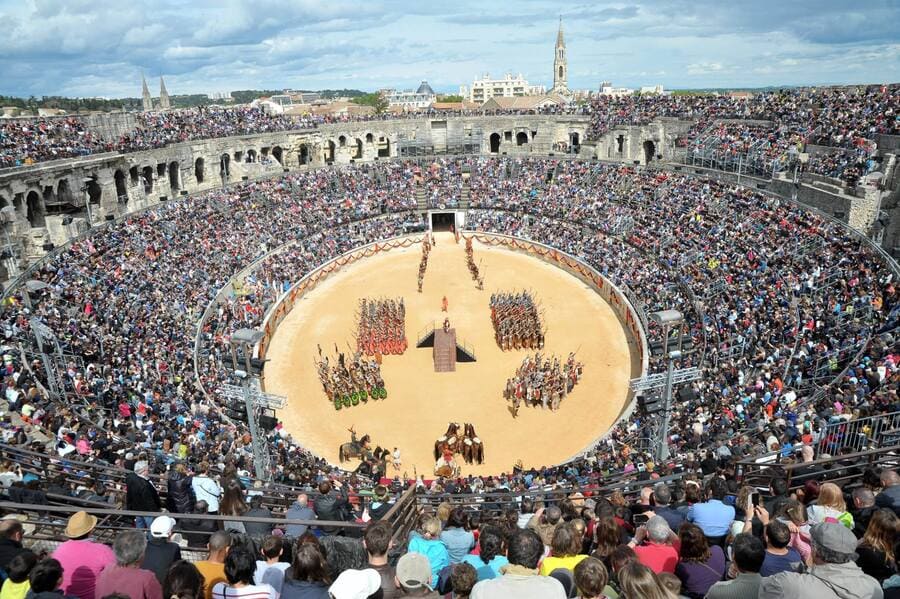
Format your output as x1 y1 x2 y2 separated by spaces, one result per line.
385 81 436 110
461 73 546 104
551 18 569 95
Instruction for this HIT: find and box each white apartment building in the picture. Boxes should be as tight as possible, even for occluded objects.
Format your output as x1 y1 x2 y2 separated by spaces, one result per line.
385 81 436 110
460 73 546 104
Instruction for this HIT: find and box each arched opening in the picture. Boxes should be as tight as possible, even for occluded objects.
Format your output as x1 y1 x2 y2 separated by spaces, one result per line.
338 135 347 147
299 145 310 165
616 135 625 153
643 140 656 164
129 166 139 186
516 132 528 146
114 170 127 203
234 151 243 162
195 157 205 183
86 177 102 206
42 185 55 207
377 139 390 158
57 179 73 205
141 166 154 193
365 133 374 143
489 133 501 154
247 149 257 163
168 161 180 191
352 138 363 159
570 132 580 147
220 154 230 180
559 66 564 78
325 141 336 164
272 146 283 165
26 191 45 228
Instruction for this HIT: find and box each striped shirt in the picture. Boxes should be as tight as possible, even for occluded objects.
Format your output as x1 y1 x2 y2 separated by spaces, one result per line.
211 583 276 599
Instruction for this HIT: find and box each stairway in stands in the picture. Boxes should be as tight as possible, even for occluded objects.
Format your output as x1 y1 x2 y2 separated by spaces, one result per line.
416 187 428 211
433 327 457 372
459 182 471 209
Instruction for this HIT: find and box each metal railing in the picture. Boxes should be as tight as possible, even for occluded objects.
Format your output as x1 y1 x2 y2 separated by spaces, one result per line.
818 411 900 455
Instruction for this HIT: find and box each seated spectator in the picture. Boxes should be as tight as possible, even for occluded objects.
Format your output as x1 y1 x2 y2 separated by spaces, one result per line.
212 548 275 599
461 526 508 581
852 488 878 539
179 502 218 548
856 509 899 583
615 561 675 599
527 506 562 547
280 541 330 599
191 464 222 514
253 537 289 595
327 568 381 599
590 517 623 570
517 498 535 529
195 531 232 599
705 533 764 599
673 523 725 598
27 558 67 599
162 561 204 599
0 552 37 599
766 477 791 516
395 553 439 598
539 522 588 575
877 471 900 515
808 483 854 530
95 529 163 599
651 484 685 532
142 516 182 586
367 486 394 521
759 519 804 576
628 516 679 574
657 572 682 598
364 520 398 598
285 495 315 539
470 529 566 598
759 522 883 599
448 563 476 599
0 518 32 572
51 511 115 599
440 509 475 564
573 557 617 599
686 478 734 546
244 496 273 539
407 517 450 588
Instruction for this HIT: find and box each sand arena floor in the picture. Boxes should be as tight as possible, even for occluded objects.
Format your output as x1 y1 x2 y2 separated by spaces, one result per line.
264 232 641 477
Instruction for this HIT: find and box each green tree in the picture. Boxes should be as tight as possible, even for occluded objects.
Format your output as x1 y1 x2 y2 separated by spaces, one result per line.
352 92 389 114
439 94 464 103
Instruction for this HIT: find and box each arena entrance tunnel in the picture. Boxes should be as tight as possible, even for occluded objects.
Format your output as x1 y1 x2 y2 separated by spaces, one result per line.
431 211 455 231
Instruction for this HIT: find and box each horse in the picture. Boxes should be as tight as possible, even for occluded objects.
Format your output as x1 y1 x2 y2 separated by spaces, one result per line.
338 433 371 462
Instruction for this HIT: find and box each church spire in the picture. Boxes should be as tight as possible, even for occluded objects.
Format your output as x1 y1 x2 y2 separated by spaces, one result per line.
159 76 171 110
552 17 569 95
556 16 564 47
141 74 153 111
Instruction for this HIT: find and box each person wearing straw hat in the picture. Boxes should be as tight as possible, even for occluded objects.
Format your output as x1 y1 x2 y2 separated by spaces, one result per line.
50 511 114 599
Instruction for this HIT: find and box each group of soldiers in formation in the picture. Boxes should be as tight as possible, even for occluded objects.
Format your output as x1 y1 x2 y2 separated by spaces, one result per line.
355 297 408 356
465 237 485 290
504 352 584 415
490 291 545 351
315 345 387 407
417 236 431 292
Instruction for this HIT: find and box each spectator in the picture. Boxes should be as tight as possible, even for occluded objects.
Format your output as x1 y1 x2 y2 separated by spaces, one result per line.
191 464 222 514
440 509 475 565
759 519 804 576
163 561 204 599
51 511 115 599
856 509 899 583
705 533 765 599
180 502 218 548
657 572 682 598
407 517 449 589
448 563 476 599
876 471 900 515
142 516 182 586
27 558 67 599
759 522 883 599
650 484 685 532
166 463 195 514
573 557 616 599
539 522 588 575
366 486 394 521
527 506 562 547
244 496 273 539
461 526 508 581
327 568 381 599
673 523 725 597
254 537 289 596
686 478 734 546
615 561 675 599
591 517 622 570
766 478 791 517
285 495 316 539
95 530 163 599
0 552 37 599
219 480 249 534
211 548 276 599
281 542 330 599
628 516 679 574
194 531 232 599
808 483 854 530
517 498 535 529
125 461 162 530
852 488 878 539
394 553 440 598
363 520 399 598
0 518 32 572
313 481 352 536
470 529 566 599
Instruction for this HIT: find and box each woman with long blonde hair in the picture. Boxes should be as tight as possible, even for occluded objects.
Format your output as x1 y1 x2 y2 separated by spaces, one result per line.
857 508 899 582
807 482 854 529
617 561 676 599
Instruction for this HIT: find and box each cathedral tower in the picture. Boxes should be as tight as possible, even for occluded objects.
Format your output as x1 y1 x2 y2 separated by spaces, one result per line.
141 75 153 111
159 77 171 110
552 18 569 94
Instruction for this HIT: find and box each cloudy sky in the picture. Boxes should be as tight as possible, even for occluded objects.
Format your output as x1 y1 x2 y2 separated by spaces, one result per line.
0 0 898 98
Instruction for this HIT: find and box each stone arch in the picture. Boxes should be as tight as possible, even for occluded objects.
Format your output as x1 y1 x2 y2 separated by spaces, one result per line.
141 166 154 193
42 185 55 207
325 140 336 163
129 166 139 186
272 146 283 165
377 138 391 158
168 161 180 191
299 145 310 165
352 138 363 159
366 133 374 143
26 190 45 228
570 132 580 147
234 150 243 162
86 177 102 205
516 131 529 146
489 133 501 154
114 169 128 202
247 149 257 163
220 154 230 180
643 140 656 164
195 157 205 183
338 135 347 147
0 193 7 208
559 65 564 79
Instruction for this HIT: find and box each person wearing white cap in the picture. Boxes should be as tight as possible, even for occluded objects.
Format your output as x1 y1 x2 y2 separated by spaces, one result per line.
327 568 381 599
142 516 182 585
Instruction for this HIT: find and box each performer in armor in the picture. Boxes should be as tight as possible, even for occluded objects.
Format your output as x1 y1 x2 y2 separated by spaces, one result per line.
490 291 544 351
355 297 408 356
503 351 583 413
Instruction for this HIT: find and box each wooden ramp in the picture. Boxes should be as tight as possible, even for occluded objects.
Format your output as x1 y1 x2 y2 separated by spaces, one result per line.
433 328 457 372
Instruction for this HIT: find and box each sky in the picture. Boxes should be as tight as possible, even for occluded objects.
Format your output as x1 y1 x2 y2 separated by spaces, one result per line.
0 0 898 98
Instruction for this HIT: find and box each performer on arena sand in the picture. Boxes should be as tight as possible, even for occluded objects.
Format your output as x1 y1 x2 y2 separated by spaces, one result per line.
443 317 450 333
441 295 448 312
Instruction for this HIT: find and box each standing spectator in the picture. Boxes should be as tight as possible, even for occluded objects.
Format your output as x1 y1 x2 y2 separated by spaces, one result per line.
673 523 725 597
179 502 218 548
539 522 588 575
192 464 222 514
470 529 566 599
51 511 115 599
163 561 204 599
95 530 163 599
651 484 685 532
856 509 899 583
244 496 273 539
407 517 450 589
759 522 883 599
327 569 381 599
254 537 289 596
0 518 32 572
686 478 734 546
166 463 195 514
765 478 791 517
759 519 804 576
517 498 534 529
211 548 276 599
364 521 399 598
615 561 675 599
440 509 475 565
142 516 182 586
366 486 394 521
313 480 353 537
628 516 679 574
706 533 765 599
195 531 232 599
280 542 330 599
461 526 508 581
26 558 67 599
527 506 562 548
126 461 162 530
394 553 440 598
808 483 854 530
285 495 316 539
219 480 249 534
0 552 37 599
